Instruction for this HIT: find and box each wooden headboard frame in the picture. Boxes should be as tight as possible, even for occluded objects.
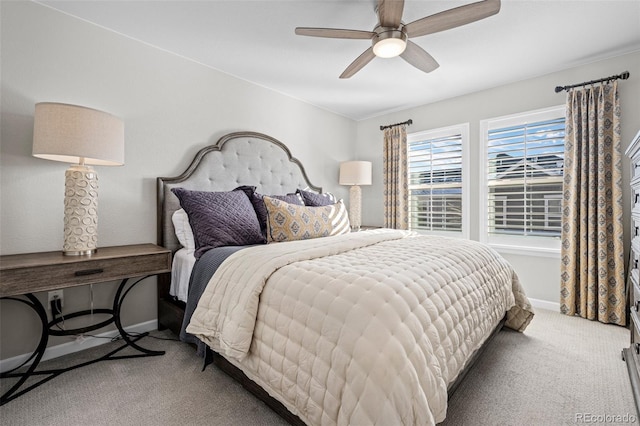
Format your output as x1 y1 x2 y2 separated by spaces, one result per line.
157 131 322 253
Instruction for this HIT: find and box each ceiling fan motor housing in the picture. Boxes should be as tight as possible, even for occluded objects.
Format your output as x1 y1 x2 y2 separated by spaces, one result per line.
372 26 408 58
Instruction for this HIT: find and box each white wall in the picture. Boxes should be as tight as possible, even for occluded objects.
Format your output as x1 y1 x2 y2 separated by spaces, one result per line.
0 2 355 359
355 50 640 305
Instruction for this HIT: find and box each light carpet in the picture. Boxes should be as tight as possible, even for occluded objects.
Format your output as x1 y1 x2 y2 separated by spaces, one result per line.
0 309 636 425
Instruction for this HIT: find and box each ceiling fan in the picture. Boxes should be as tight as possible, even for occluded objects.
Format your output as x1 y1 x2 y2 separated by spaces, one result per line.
295 0 501 78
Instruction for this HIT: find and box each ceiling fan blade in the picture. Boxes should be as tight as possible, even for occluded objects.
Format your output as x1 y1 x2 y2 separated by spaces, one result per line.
340 47 376 79
295 27 375 40
404 0 500 38
377 0 405 28
400 41 439 73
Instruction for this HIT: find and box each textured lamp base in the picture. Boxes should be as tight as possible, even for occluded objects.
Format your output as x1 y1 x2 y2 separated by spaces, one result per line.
63 165 98 256
349 185 362 231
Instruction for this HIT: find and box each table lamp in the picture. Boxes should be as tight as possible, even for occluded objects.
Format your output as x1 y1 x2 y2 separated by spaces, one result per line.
32 102 125 255
339 161 372 231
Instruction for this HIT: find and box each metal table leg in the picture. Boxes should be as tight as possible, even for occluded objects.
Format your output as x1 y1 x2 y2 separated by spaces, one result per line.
0 276 165 406
0 294 49 405
112 277 165 356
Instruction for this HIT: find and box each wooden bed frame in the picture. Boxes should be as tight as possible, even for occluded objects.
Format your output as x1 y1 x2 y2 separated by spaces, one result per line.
156 131 505 425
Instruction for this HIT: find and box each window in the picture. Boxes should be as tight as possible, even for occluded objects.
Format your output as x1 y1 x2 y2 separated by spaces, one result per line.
480 106 565 255
543 194 562 229
494 195 508 228
407 124 469 238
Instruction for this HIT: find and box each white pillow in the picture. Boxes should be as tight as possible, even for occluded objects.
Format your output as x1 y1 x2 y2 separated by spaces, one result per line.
172 208 195 252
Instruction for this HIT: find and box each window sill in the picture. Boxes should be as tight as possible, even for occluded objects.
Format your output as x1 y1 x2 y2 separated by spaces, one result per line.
488 243 560 258
412 229 468 239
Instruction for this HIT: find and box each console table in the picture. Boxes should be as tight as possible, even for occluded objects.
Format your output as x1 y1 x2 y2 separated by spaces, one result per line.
0 244 171 406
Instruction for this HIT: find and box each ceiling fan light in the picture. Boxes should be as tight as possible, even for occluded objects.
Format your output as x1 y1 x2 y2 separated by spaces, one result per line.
372 29 408 58
373 38 406 58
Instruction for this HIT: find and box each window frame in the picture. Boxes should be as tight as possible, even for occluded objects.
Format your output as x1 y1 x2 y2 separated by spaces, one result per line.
479 105 565 257
407 123 470 239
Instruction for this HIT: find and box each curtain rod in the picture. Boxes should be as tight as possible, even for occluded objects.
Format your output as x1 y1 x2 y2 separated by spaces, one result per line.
554 71 630 93
380 119 412 131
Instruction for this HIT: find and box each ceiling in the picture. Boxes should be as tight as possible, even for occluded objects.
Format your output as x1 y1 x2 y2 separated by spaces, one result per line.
38 0 640 121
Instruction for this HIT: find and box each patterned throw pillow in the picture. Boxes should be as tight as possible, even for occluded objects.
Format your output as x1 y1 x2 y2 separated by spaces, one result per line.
297 189 337 207
238 187 304 236
263 196 350 243
172 188 265 258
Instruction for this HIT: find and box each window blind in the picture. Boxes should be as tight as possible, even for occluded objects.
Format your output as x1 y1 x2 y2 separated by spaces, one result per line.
408 133 463 232
487 116 565 238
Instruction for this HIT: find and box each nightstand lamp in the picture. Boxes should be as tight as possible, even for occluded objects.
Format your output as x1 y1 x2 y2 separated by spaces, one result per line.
339 161 372 231
32 102 124 256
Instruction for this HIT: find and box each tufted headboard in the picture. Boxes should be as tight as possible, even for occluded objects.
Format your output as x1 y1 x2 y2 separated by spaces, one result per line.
157 131 322 253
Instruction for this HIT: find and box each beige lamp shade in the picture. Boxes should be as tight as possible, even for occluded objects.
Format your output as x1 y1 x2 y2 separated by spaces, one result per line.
339 161 372 186
33 102 124 166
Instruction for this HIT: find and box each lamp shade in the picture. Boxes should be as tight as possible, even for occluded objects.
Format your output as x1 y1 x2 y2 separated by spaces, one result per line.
33 102 124 166
339 161 372 186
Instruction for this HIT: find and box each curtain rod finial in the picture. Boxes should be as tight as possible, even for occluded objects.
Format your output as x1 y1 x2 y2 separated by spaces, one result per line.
555 86 565 93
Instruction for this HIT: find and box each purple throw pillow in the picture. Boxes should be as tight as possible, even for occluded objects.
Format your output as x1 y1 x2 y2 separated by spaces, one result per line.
297 189 337 207
172 187 265 258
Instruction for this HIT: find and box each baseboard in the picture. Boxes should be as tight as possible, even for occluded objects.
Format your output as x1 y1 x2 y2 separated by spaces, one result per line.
0 319 157 373
528 297 560 312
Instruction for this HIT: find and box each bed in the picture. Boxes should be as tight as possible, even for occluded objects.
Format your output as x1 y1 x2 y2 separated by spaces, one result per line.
157 131 534 425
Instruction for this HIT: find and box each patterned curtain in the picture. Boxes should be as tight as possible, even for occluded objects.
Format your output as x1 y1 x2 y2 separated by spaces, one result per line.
560 81 625 325
383 125 409 230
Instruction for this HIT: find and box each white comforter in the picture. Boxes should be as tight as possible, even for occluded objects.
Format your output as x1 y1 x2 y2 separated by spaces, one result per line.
187 229 533 425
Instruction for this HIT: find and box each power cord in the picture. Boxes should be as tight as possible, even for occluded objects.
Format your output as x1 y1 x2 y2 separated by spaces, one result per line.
50 297 65 330
49 294 179 342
